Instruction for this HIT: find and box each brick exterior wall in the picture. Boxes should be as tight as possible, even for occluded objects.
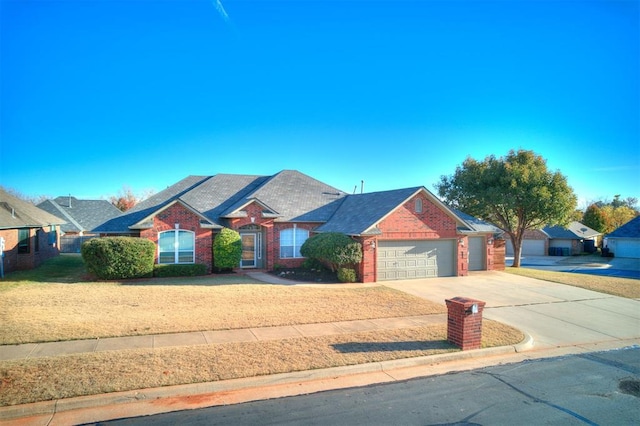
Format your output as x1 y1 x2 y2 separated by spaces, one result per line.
492 239 506 270
0 227 60 274
358 193 465 283
221 202 319 271
140 203 213 272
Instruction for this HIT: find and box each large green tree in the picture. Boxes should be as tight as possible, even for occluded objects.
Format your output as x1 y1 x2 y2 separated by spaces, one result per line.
436 149 577 267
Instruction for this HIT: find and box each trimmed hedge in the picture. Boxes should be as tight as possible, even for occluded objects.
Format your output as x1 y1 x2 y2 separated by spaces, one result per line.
213 227 242 270
337 267 357 283
81 237 155 280
300 232 363 272
153 264 207 277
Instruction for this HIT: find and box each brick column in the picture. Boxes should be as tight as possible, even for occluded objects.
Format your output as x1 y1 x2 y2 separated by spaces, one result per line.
445 297 486 350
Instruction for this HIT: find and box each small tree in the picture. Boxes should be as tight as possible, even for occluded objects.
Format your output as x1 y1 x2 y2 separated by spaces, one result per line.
300 232 362 274
582 204 609 233
213 228 242 270
436 149 577 268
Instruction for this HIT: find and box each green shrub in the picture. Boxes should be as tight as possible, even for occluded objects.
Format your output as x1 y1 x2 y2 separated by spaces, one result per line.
213 228 242 270
337 267 357 283
300 232 363 272
302 257 325 271
153 264 207 277
81 237 155 280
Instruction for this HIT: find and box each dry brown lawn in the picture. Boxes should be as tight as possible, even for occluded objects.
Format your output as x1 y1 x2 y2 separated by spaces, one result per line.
0 320 522 406
504 267 640 299
0 257 524 407
0 281 445 345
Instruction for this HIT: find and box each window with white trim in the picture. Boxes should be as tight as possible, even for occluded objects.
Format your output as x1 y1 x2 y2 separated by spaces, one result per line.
280 227 309 258
158 230 195 264
415 198 423 213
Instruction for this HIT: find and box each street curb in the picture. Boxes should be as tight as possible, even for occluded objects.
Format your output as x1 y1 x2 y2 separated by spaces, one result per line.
0 337 532 423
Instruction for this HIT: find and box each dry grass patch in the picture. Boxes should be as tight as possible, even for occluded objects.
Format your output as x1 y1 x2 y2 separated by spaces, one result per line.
0 283 445 344
0 320 523 406
504 268 640 299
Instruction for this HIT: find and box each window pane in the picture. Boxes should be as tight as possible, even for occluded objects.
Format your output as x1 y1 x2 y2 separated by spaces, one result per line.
295 228 309 241
159 252 174 264
18 229 30 254
280 246 293 258
280 229 293 245
178 230 194 250
159 232 174 252
178 251 194 263
294 229 309 258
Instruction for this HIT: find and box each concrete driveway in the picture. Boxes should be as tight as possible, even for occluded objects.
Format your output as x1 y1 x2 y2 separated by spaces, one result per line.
384 271 640 350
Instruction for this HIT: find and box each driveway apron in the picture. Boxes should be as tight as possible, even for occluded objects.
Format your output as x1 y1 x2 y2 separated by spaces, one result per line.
383 271 640 349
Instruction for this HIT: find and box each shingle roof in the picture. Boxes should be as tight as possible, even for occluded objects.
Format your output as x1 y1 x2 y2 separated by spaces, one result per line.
315 187 421 235
543 221 601 240
453 209 502 234
316 187 469 236
94 171 346 233
607 216 640 238
0 189 66 230
37 197 123 233
95 175 214 232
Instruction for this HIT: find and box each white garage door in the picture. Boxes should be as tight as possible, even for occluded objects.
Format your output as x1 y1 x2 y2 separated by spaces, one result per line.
468 236 485 271
377 240 455 281
506 239 546 256
549 239 572 249
613 239 640 259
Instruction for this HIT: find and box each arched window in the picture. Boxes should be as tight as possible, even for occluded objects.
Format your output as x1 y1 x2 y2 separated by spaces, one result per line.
415 198 423 213
158 230 195 264
280 227 309 258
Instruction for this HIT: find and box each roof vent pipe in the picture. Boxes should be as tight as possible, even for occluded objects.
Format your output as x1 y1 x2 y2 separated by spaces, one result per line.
69 194 72 208
361 180 364 194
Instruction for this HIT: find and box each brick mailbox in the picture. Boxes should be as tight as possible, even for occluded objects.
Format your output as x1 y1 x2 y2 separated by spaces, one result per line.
445 297 487 350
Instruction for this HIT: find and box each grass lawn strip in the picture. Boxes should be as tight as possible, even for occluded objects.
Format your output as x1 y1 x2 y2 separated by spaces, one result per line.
1 285 445 345
0 320 522 407
504 268 640 299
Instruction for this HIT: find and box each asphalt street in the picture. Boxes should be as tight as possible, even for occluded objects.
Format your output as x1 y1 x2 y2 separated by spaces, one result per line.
511 255 640 280
570 268 640 280
90 346 640 426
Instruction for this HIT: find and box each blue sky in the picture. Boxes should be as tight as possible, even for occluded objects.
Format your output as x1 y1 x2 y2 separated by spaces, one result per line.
1 0 638 209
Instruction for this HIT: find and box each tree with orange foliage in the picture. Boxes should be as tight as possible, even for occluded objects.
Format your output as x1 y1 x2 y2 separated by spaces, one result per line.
109 186 139 212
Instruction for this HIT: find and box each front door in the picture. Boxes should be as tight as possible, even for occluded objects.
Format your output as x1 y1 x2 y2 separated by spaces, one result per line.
241 233 257 268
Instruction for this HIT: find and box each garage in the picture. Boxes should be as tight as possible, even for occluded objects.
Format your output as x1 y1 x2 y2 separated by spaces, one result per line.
468 236 486 271
377 240 456 281
611 239 640 259
506 239 546 256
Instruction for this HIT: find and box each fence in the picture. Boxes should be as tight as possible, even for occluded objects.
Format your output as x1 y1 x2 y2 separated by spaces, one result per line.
60 235 98 253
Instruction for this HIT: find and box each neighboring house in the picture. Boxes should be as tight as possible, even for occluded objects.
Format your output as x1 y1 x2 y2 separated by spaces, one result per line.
94 170 504 282
605 216 640 259
0 189 65 274
506 229 548 256
543 221 601 255
37 196 123 253
506 221 601 257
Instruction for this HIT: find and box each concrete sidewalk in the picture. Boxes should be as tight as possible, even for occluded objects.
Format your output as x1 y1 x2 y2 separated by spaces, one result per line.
0 314 446 361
